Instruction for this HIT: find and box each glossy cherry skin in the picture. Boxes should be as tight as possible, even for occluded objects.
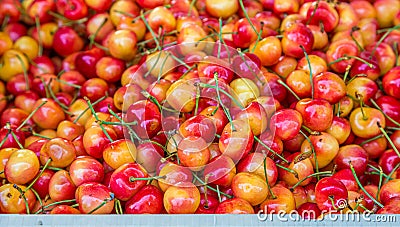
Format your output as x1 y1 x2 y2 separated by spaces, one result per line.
125 185 164 214
40 138 76 168
0 184 36 214
300 132 339 169
83 126 117 159
280 152 314 187
270 109 303 141
306 1 339 32
126 100 162 139
382 66 400 99
55 0 88 20
297 202 321 219
237 152 278 185
215 198 254 214
377 198 400 214
282 23 314 58
74 48 104 79
52 26 84 57
376 95 400 127
5 149 40 185
75 182 114 214
50 205 81 214
203 155 236 187
378 149 400 175
199 106 228 135
379 179 400 206
349 107 386 139
32 169 55 199
69 156 104 187
195 193 220 214
158 162 193 192
332 169 358 192
103 139 137 170
326 116 351 144
32 98 65 130
315 177 348 212
109 163 148 201
260 184 296 214
334 144 368 176
313 72 346 104
234 101 268 136
0 126 26 149
295 98 333 132
177 136 210 171
179 115 217 143
232 18 261 49
163 182 200 214
80 78 109 102
232 172 269 206
49 170 77 202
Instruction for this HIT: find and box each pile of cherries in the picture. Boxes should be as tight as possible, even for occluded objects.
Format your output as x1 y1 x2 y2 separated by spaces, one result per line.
0 0 400 217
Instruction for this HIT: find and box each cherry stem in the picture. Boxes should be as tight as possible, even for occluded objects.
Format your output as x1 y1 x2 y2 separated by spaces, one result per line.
366 164 392 180
349 163 384 208
10 131 24 149
359 134 384 146
187 0 197 17
377 166 384 198
141 90 177 113
144 50 163 78
192 173 233 199
394 42 399 66
194 83 201 116
238 0 262 53
254 136 289 163
355 93 368 121
238 51 262 84
84 97 114 142
276 163 299 179
370 99 400 127
203 175 209 208
350 26 364 51
25 159 51 192
30 188 43 214
88 193 114 214
300 45 314 99
0 130 10 148
34 199 77 214
277 80 301 101
13 184 30 214
263 157 277 199
377 122 400 157
15 100 46 131
291 171 332 191
169 53 191 69
384 162 400 184
372 24 400 57
342 65 352 83
15 54 30 91
213 73 235 131
115 199 123 215
327 195 344 211
299 130 320 179
35 16 43 57
1 15 9 31
56 78 82 89
328 55 373 68
72 96 106 124
89 18 108 50
306 0 320 25
129 175 165 182
140 10 161 51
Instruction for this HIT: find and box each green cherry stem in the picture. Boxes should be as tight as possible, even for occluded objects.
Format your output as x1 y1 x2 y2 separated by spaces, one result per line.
13 184 30 214
377 122 400 157
277 80 301 101
89 18 108 50
16 100 47 131
35 16 43 57
328 55 373 68
84 97 114 142
263 157 277 199
299 130 320 179
300 45 314 99
192 173 233 199
72 96 106 124
25 159 51 192
306 0 320 25
290 171 333 191
276 163 299 179
34 199 77 214
372 24 400 57
359 134 384 146
10 131 24 149
15 54 30 91
238 0 262 53
349 163 384 208
88 193 114 214
370 99 400 127
384 162 400 184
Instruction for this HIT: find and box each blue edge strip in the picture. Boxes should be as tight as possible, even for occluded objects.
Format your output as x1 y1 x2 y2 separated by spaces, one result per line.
0 214 399 226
